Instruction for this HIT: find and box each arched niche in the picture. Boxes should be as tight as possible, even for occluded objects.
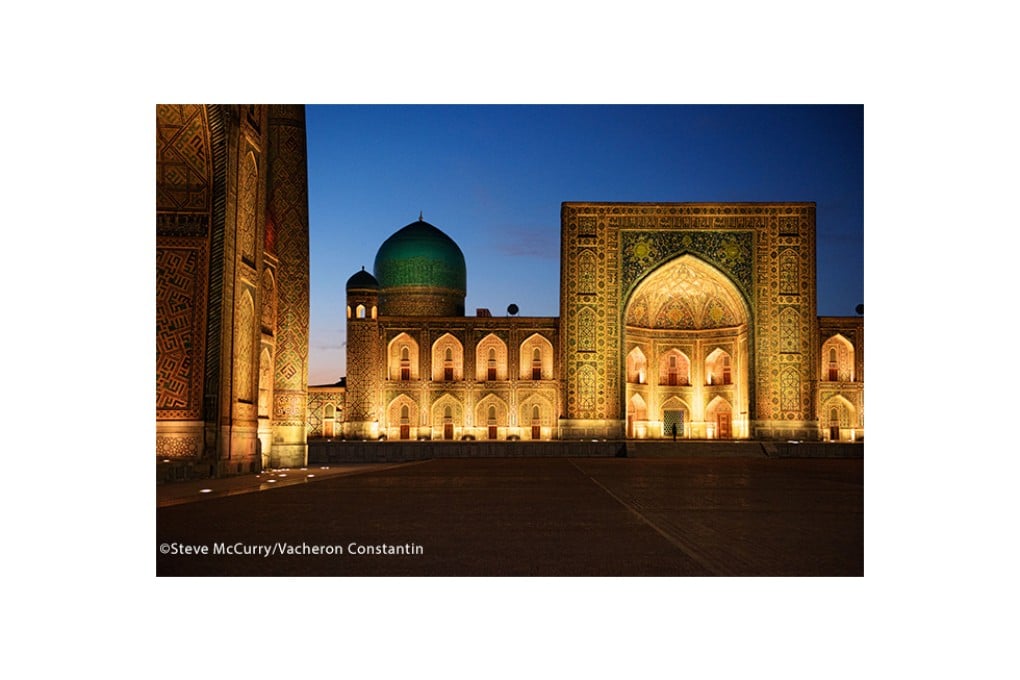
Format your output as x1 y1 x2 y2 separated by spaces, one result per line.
821 334 855 382
623 254 750 439
476 333 508 382
431 332 464 382
387 333 419 381
520 333 554 380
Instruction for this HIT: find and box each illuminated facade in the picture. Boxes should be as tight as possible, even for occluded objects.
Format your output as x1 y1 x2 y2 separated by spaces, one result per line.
156 107 861 481
817 316 864 441
341 203 864 441
156 105 311 476
307 383 345 439
343 219 559 441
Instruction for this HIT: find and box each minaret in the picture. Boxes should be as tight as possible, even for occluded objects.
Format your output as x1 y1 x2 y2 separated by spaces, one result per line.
345 267 381 439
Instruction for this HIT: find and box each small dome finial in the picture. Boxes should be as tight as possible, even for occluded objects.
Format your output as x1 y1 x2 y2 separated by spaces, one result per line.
419 211 423 222
361 265 365 271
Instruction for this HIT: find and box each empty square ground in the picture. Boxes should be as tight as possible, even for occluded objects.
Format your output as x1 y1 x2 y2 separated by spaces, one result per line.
156 457 863 576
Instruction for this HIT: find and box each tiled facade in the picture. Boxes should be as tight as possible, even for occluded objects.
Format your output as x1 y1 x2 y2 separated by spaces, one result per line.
156 105 310 476
340 204 864 441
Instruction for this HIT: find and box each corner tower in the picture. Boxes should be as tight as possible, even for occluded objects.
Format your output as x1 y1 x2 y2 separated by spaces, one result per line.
344 268 381 438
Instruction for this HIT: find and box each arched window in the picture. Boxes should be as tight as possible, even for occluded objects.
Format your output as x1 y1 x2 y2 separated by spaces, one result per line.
626 347 647 384
400 345 410 381
520 334 553 380
821 335 855 382
444 347 454 381
399 403 411 440
442 403 455 439
705 349 732 386
432 334 463 382
659 350 690 386
476 334 508 382
487 405 497 440
356 304 366 319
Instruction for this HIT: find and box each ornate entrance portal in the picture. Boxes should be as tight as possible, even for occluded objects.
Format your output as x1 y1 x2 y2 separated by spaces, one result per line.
662 409 685 438
623 255 750 439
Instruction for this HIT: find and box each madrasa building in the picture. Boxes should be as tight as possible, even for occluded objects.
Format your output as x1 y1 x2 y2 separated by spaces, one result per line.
156 105 862 482
330 204 863 444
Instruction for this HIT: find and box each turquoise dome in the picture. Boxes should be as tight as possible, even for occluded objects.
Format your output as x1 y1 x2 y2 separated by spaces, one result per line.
373 218 467 294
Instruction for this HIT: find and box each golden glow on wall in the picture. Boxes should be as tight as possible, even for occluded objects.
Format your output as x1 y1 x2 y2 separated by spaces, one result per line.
623 254 750 439
821 334 855 382
387 333 420 381
475 333 509 382
626 255 747 330
430 333 464 381
519 333 554 380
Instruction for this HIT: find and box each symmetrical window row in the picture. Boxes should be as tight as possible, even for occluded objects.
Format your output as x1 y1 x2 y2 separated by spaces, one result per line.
387 332 554 382
385 394 551 440
626 346 732 386
346 304 378 320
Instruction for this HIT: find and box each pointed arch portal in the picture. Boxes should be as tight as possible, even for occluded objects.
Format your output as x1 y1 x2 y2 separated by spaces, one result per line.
623 254 750 439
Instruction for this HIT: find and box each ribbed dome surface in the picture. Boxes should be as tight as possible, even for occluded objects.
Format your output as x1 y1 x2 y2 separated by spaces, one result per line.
373 219 466 294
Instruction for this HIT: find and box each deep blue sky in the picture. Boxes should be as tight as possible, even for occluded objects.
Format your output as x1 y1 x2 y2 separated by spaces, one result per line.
306 105 863 383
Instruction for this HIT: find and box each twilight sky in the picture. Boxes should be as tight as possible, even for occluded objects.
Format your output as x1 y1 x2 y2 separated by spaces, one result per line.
305 104 863 384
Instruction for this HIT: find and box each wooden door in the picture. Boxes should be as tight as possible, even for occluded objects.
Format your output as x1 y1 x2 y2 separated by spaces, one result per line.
717 413 731 439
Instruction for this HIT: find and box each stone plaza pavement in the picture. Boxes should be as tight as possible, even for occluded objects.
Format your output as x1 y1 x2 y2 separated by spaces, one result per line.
156 457 863 576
